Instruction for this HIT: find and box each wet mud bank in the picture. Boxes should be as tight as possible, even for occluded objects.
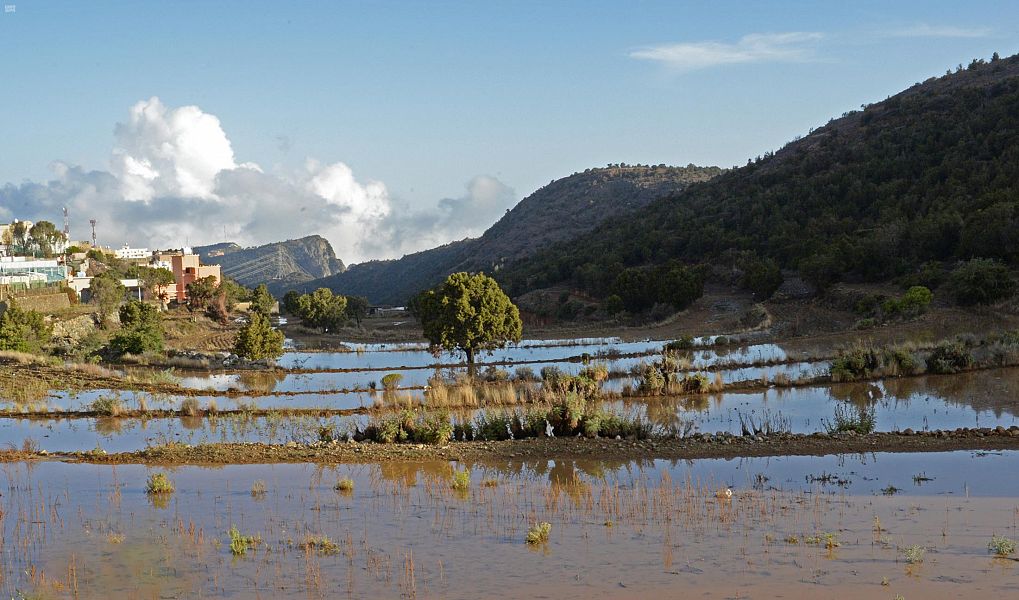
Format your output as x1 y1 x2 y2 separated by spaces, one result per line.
58 425 1019 465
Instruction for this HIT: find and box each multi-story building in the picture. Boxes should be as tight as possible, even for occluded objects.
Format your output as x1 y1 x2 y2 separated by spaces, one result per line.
114 244 151 260
169 252 222 303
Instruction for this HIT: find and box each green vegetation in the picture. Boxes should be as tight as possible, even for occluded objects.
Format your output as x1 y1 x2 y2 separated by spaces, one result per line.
89 273 126 327
145 472 174 495
90 394 125 416
249 284 276 317
292 288 348 332
450 469 470 491
0 302 51 353
499 56 1019 306
415 272 522 367
823 403 876 435
228 525 260 556
947 258 1016 305
185 276 220 311
109 300 164 356
988 534 1016 557
233 311 285 361
381 373 404 390
925 342 973 374
608 261 704 314
526 522 552 545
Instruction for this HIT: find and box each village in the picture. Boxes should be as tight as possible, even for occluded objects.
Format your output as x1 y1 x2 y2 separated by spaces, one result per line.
0 216 222 308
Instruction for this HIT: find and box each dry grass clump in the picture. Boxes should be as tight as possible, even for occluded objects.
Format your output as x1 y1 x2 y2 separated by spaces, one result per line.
335 477 355 493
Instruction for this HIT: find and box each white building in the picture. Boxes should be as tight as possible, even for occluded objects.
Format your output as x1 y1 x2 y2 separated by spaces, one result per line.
0 256 68 283
114 244 151 260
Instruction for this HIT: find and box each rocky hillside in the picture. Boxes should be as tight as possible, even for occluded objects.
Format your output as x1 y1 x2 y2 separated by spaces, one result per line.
283 164 723 303
196 235 344 289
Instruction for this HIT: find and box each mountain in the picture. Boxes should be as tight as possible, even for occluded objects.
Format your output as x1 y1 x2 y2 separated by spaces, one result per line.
281 164 723 303
499 53 1019 300
195 235 345 288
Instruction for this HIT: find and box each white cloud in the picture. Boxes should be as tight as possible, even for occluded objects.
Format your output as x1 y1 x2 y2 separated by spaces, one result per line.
884 23 991 39
0 97 406 263
362 175 516 258
630 32 823 72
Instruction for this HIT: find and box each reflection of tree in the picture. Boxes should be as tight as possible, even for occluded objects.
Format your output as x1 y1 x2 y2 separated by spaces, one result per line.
94 417 125 435
236 370 287 393
179 415 204 430
828 382 884 406
549 460 592 507
147 493 171 510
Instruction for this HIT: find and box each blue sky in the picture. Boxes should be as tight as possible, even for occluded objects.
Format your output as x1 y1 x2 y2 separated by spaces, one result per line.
1 0 1015 261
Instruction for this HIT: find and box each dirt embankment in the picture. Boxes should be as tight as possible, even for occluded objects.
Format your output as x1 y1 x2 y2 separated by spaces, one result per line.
52 426 1019 466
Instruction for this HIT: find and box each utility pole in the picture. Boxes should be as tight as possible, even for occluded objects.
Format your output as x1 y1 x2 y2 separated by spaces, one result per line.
89 219 97 248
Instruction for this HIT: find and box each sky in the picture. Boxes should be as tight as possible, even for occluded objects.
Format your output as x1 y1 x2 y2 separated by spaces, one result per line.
1 0 1016 264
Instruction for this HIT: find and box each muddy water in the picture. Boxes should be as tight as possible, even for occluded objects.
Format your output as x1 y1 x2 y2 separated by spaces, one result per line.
3 451 1018 598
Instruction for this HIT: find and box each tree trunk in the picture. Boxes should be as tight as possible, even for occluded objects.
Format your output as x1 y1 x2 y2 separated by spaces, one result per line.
466 348 476 379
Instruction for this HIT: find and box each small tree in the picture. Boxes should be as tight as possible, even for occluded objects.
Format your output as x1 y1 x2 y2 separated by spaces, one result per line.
344 295 370 326
249 284 276 317
90 272 126 327
109 300 164 356
416 272 522 368
186 276 219 311
234 311 285 360
282 290 301 315
139 267 175 304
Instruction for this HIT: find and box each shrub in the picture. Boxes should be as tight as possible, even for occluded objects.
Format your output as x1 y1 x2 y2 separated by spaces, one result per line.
110 300 164 356
925 342 972 374
604 294 624 316
450 469 470 491
233 311 285 360
823 403 876 435
829 347 881 381
335 478 354 493
948 258 1015 305
145 472 174 495
903 545 926 564
0 302 52 353
381 373 404 390
637 364 666 395
663 336 695 352
90 394 125 416
526 522 552 545
513 366 538 381
988 534 1017 557
228 525 260 556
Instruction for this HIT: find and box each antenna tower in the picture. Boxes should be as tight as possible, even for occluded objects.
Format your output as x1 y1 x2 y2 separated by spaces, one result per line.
89 219 97 248
62 207 70 238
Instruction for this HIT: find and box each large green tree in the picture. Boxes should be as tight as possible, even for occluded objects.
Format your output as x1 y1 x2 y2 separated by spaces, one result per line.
186 276 219 311
416 272 522 367
234 311 285 360
296 288 347 332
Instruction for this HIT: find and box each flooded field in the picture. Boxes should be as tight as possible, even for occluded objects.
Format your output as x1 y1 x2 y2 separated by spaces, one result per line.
2 452 1018 598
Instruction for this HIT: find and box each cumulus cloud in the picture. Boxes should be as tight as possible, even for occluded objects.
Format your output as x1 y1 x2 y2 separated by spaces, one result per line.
883 23 991 39
630 32 823 72
361 175 516 257
0 97 515 264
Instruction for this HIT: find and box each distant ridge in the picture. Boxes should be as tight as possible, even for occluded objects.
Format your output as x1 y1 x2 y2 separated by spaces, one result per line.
195 235 344 288
278 164 724 303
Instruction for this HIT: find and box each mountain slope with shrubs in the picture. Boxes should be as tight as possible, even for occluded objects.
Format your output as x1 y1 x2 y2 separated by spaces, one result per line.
499 53 1019 308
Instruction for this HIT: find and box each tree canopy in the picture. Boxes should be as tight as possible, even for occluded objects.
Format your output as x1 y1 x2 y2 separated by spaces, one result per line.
294 288 347 332
234 311 285 360
415 272 522 366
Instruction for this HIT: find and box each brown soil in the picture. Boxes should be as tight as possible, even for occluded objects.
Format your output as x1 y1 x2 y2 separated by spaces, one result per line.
61 426 1019 465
